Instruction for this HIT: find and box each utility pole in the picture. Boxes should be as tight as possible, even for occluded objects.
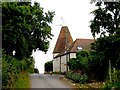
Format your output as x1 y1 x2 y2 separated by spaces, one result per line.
109 60 112 83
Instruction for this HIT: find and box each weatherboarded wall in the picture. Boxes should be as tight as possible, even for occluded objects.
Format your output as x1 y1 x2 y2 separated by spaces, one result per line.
53 53 77 72
61 55 67 72
53 57 60 72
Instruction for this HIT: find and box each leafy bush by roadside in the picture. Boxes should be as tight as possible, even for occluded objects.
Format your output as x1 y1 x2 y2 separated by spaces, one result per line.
65 71 89 84
2 54 34 88
68 51 90 73
2 54 19 88
68 50 109 81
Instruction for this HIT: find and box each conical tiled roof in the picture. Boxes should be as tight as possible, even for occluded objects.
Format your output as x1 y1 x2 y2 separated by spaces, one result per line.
53 26 73 53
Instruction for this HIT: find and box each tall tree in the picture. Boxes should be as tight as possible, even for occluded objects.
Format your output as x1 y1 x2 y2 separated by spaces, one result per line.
90 2 120 38
2 2 55 59
90 2 120 71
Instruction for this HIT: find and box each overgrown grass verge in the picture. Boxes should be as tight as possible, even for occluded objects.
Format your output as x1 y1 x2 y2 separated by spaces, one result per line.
13 71 31 88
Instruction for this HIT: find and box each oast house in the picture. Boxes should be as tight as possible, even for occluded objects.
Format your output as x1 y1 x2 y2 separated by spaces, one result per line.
53 26 94 72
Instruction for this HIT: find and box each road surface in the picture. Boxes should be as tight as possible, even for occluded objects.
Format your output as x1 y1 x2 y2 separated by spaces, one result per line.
30 73 76 89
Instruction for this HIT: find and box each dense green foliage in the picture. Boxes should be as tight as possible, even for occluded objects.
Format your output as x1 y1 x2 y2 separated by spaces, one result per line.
90 2 120 81
2 2 55 59
88 34 120 81
66 3 120 86
65 71 89 84
2 53 34 88
68 51 104 80
67 49 119 82
2 1 55 88
68 51 90 74
90 2 120 38
67 51 91 83
89 1 120 88
45 61 53 73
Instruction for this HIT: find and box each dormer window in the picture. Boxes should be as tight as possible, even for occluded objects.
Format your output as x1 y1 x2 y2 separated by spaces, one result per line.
77 46 82 51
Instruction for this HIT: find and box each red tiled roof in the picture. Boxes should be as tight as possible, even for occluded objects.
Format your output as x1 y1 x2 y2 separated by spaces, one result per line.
53 26 73 53
55 38 94 57
68 39 94 52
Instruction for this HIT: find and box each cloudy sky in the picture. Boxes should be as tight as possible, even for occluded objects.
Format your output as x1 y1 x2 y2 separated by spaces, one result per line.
32 0 96 73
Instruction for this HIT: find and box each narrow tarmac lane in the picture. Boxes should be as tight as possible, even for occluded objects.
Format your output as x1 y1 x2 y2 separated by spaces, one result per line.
30 73 75 89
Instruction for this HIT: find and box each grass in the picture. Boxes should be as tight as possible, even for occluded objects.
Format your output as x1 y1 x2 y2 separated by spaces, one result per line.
13 71 31 88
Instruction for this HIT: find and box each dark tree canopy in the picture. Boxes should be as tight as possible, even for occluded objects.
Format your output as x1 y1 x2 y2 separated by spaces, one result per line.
90 2 120 38
2 2 55 59
90 2 120 71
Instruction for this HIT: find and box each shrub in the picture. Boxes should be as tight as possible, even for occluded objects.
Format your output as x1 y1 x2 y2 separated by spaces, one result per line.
2 54 19 88
88 51 108 81
2 53 34 88
65 71 89 84
68 50 90 74
34 68 39 73
45 61 53 73
65 71 72 79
